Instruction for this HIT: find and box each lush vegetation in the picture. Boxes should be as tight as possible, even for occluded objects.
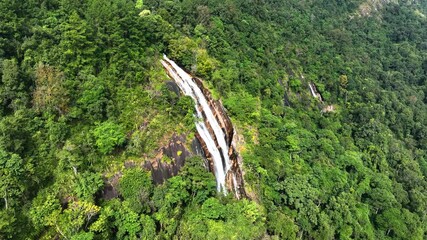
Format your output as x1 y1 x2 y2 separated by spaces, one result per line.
1 0 426 239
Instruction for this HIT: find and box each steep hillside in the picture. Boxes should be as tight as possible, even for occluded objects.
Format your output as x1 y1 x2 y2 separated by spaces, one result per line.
0 0 426 239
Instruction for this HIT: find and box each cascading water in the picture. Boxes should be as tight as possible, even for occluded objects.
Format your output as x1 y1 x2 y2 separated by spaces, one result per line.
308 83 317 98
309 82 323 102
161 55 231 193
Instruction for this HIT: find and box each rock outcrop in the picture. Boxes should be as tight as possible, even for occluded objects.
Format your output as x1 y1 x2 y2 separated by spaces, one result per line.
161 56 246 199
192 80 246 198
144 134 191 184
356 0 398 17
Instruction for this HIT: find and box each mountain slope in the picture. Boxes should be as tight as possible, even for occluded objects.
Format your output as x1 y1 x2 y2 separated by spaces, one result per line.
0 0 426 239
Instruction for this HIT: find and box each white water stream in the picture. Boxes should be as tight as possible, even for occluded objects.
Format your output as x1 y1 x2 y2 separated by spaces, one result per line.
309 83 317 98
161 55 230 193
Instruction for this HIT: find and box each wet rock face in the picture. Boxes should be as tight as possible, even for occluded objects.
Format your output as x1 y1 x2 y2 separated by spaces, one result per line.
165 81 181 96
191 137 210 169
192 78 246 198
195 132 213 171
161 56 246 198
100 134 204 200
227 147 246 199
193 78 234 146
309 82 323 102
144 134 191 184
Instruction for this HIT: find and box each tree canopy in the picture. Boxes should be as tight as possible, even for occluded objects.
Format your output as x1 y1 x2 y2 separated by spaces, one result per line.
0 0 426 239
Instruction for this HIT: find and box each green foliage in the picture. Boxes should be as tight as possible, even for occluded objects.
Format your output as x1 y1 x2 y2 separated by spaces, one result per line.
195 49 218 79
119 168 153 213
76 74 108 121
0 209 16 238
176 95 196 127
177 198 266 239
180 156 216 203
75 172 104 201
0 149 29 210
71 231 94 240
223 90 259 123
57 201 100 238
0 58 27 110
201 198 224 220
169 37 197 69
267 211 299 239
139 214 156 239
29 186 101 238
92 121 125 154
0 0 427 239
211 62 238 95
135 0 144 10
29 188 62 233
59 11 96 75
289 78 302 91
114 201 142 240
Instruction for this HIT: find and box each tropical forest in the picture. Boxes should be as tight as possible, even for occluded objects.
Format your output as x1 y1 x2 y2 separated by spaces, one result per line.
0 0 426 239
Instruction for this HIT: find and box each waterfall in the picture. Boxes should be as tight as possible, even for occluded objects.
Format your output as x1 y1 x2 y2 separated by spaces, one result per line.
161 55 231 193
309 82 317 99
309 82 324 103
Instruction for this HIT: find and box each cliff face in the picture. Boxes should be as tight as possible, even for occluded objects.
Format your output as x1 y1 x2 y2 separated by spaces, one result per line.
161 56 246 199
144 134 192 184
193 78 234 146
193 77 246 198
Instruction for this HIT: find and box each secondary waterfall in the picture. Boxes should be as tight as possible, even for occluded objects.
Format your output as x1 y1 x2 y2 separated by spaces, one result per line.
308 83 317 98
161 55 231 193
309 82 323 102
